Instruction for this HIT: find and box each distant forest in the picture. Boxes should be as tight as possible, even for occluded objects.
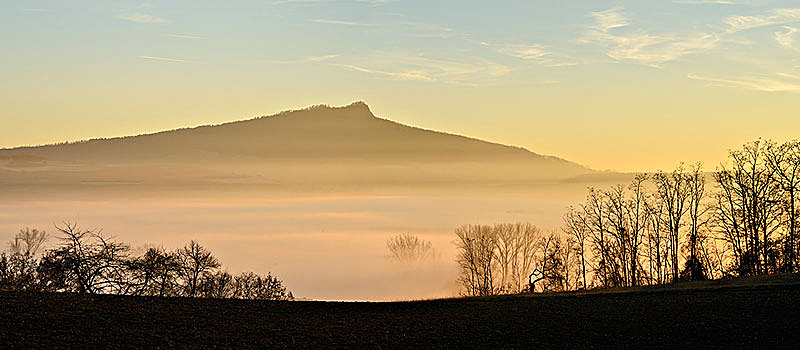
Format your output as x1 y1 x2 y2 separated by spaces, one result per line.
450 138 800 295
10 103 361 149
0 223 292 300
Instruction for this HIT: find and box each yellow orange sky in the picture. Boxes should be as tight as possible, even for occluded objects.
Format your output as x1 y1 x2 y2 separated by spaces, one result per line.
2 1 800 171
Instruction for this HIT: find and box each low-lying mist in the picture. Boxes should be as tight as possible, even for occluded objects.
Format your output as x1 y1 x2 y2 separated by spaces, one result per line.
0 103 629 300
0 182 615 300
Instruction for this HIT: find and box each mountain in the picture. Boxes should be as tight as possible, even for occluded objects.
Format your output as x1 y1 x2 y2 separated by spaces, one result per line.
0 102 593 188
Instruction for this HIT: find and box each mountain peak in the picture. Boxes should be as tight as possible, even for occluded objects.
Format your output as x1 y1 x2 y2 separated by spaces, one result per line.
277 101 375 122
1 102 592 183
329 101 374 117
344 100 370 111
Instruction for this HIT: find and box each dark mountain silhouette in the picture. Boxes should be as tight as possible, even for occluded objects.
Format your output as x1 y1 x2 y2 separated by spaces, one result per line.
0 102 592 187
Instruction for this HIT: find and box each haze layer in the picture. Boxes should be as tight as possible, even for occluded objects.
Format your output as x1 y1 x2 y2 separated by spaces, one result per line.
0 103 617 300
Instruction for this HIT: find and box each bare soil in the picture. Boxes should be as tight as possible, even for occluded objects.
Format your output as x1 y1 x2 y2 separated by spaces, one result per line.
2 274 799 349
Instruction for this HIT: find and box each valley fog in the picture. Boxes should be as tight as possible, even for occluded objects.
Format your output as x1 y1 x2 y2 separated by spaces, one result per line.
0 104 625 300
0 182 606 300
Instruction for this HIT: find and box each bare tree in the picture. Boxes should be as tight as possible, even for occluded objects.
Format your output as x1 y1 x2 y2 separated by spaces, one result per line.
497 223 541 293
563 207 589 289
45 223 131 294
584 188 609 287
645 198 667 285
683 163 709 281
711 165 747 274
653 165 691 282
453 223 545 296
625 174 650 286
558 234 579 291
386 233 436 263
201 270 236 298
2 224 294 300
604 184 629 287
0 253 40 291
454 225 496 296
9 228 49 257
539 231 566 292
697 232 727 280
2 228 49 291
493 224 517 292
765 139 800 272
126 247 181 297
233 271 292 300
713 141 783 275
556 138 799 285
177 240 220 297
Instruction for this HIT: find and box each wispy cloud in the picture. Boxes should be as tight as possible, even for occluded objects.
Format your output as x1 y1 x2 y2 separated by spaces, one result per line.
334 64 434 81
308 54 340 62
496 44 577 67
498 44 550 61
332 52 511 86
138 55 190 63
609 33 717 67
309 19 376 26
590 7 629 33
774 26 798 48
581 8 719 67
117 13 169 24
268 54 340 64
165 33 207 40
724 8 800 33
688 72 800 92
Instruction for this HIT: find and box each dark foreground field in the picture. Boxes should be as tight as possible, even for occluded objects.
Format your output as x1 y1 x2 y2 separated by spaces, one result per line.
2 274 799 349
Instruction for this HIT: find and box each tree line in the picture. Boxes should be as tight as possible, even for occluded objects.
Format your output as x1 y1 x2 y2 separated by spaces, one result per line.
453 223 575 295
455 138 800 296
0 223 292 300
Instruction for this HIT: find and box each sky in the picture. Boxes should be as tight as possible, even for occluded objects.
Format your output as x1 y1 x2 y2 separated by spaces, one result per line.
2 0 800 172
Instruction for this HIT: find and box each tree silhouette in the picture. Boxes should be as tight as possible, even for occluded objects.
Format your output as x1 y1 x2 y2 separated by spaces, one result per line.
177 240 220 297
2 224 293 300
386 233 436 263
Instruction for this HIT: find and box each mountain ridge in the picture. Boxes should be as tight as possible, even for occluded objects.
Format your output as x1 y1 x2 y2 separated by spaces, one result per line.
1 102 541 159
1 102 585 165
0 102 593 186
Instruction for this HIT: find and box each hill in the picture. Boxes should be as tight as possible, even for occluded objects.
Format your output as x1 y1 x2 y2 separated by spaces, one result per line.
1 274 798 348
0 102 592 188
